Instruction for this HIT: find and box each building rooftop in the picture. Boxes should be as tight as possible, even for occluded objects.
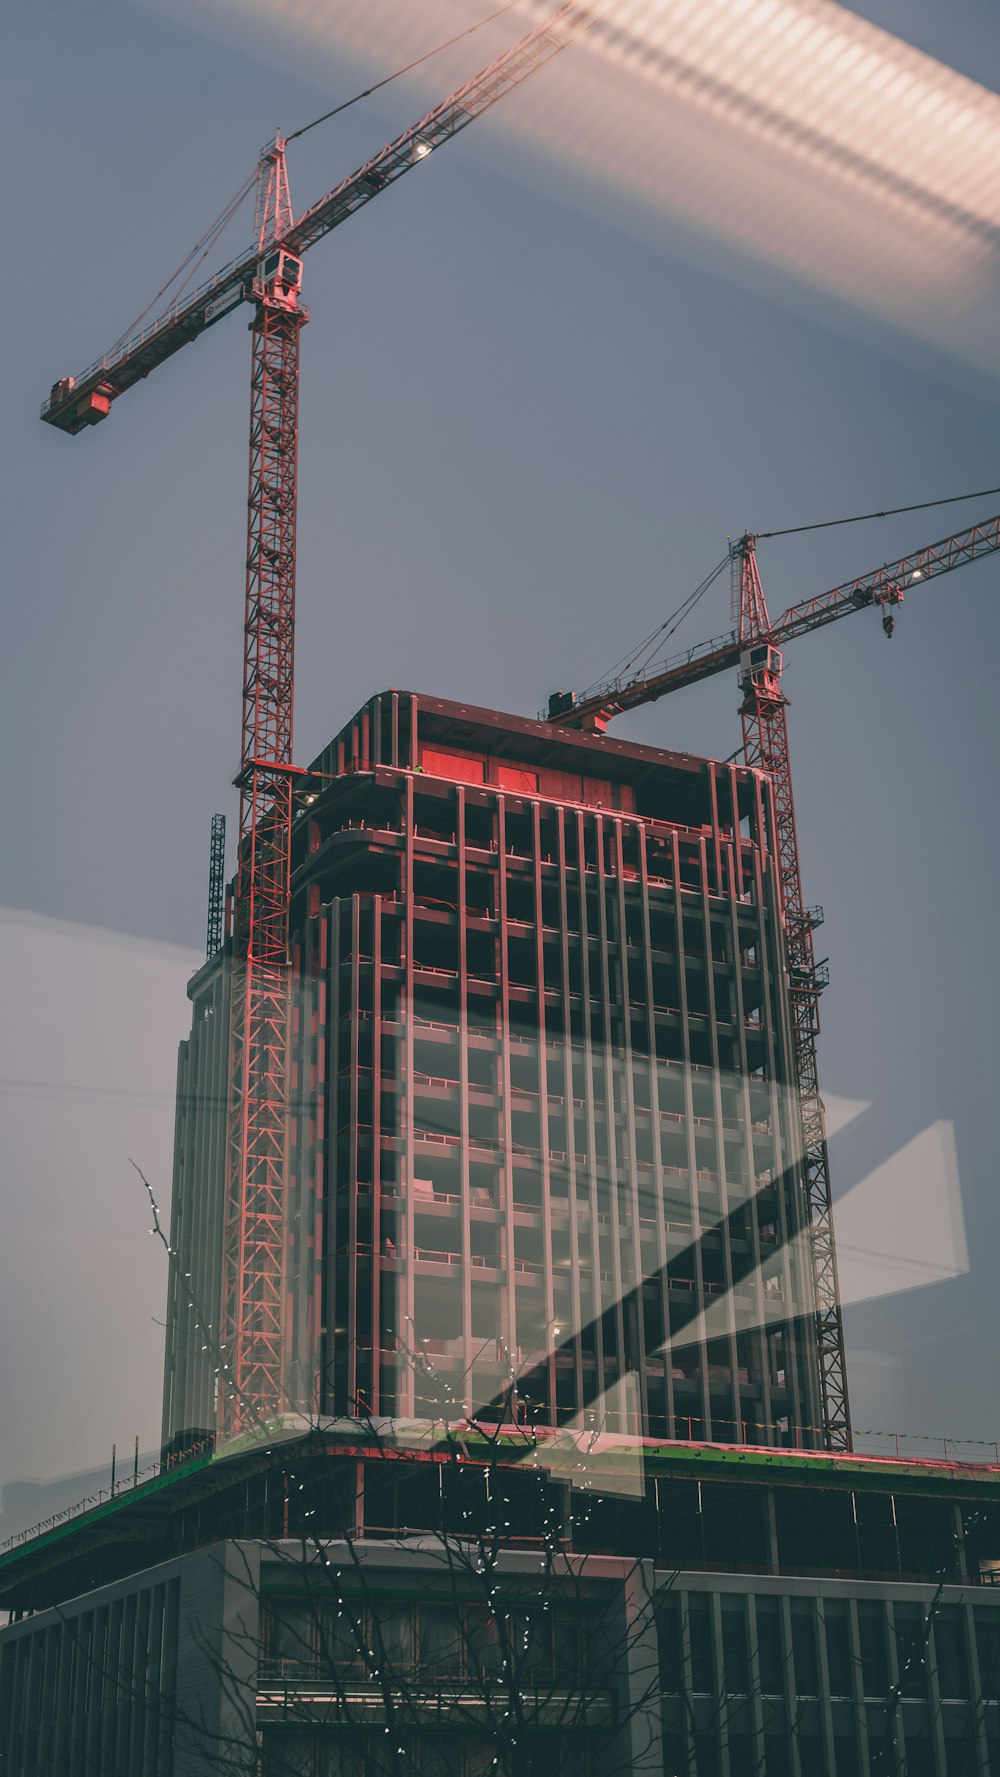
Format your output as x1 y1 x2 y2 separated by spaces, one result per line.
305 689 762 829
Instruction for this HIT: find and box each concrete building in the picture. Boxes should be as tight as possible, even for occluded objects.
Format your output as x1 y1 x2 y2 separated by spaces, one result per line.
4 1428 1000 1774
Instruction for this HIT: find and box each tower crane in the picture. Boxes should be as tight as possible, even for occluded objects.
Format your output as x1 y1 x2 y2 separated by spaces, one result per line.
41 1 597 1439
547 510 1000 1450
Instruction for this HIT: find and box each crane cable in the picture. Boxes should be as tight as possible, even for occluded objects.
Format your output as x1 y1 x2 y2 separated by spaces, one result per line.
287 0 526 144
583 478 1000 704
106 2 527 358
581 554 729 702
106 168 259 359
759 482 1000 539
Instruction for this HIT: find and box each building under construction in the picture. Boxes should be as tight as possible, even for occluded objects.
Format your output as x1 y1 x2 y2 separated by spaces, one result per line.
6 691 1000 1776
162 691 824 1460
10 0 1000 1763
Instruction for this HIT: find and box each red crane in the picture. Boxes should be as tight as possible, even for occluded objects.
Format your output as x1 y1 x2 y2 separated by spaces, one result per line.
548 511 1000 1449
42 1 597 1438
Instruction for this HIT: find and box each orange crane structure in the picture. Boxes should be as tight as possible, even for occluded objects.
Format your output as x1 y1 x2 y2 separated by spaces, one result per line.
41 2 596 1438
547 511 1000 1448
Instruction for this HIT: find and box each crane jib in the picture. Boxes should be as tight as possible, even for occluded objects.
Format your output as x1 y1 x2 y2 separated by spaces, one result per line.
40 0 595 441
553 509 1000 728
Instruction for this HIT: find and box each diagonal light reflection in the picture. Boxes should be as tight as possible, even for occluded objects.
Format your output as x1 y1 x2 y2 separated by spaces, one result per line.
400 1027 966 1490
151 0 1000 367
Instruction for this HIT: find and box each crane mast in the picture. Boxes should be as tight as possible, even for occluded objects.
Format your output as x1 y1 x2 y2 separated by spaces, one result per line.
549 510 1000 1450
733 537 850 1449
218 139 306 1436
215 5 597 1439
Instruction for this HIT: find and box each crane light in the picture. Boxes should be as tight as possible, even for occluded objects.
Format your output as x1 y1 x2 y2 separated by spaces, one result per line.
911 569 923 580
413 139 432 160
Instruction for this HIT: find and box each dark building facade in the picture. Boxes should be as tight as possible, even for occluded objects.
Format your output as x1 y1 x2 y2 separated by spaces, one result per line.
162 692 823 1458
5 1429 1000 1776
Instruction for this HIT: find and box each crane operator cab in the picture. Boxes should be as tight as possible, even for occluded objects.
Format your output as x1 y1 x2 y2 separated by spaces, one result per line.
256 248 304 306
738 641 783 694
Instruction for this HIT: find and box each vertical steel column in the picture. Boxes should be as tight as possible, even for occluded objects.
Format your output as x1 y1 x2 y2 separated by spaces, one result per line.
638 821 676 1440
595 817 627 1422
672 830 710 1441
457 787 473 1392
496 794 518 1399
734 535 851 1452
698 818 741 1443
613 820 647 1432
403 772 416 1416
219 264 308 1437
533 802 556 1422
578 811 606 1411
726 774 773 1443
346 899 361 1412
557 810 586 1422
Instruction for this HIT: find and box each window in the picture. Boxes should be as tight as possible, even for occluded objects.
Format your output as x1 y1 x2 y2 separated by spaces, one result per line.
824 1602 852 1697
721 1596 750 1694
755 1597 784 1696
688 1595 716 1694
763 1738 791 1777
975 1610 1000 1702
894 1602 929 1700
464 1605 504 1675
790 1599 819 1696
934 1607 970 1700
728 1737 756 1777
694 1734 721 1777
902 1737 935 1777
418 1604 463 1676
265 1595 316 1668
834 1736 860 1777
858 1603 888 1697
371 1602 413 1669
657 1594 682 1693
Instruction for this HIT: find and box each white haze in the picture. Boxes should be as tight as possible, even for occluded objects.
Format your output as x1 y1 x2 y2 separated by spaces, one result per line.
147 0 1000 373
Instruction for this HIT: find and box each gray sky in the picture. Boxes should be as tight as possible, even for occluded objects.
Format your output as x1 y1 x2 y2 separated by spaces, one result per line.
3 0 1000 1500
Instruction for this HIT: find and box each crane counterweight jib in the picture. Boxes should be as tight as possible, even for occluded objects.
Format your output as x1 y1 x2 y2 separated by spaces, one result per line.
41 252 258 433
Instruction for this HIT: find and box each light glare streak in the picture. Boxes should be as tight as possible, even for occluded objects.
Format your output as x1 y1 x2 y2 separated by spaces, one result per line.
151 0 1000 367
